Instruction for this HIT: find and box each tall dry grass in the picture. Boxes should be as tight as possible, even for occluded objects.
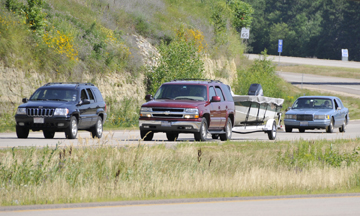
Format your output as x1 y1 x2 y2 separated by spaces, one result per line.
1 138 360 206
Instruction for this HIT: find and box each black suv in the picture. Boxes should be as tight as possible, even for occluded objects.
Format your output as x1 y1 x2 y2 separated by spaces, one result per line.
15 83 107 139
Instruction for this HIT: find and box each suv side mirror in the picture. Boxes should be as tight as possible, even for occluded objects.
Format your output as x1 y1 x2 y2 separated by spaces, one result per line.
211 96 221 102
145 94 153 101
337 107 341 111
81 99 91 105
22 98 28 103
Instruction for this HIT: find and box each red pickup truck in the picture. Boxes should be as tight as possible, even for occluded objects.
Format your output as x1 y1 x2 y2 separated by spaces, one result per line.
139 80 235 141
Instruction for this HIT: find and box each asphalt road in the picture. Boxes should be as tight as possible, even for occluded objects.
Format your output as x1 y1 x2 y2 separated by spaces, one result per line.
277 71 360 98
1 120 359 148
2 194 360 216
247 54 360 69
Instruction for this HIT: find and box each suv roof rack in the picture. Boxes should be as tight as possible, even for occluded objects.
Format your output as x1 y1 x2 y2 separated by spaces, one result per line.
171 79 223 83
44 82 94 87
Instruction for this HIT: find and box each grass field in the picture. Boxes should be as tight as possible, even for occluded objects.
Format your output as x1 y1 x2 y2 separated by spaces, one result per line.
277 65 360 79
1 137 360 206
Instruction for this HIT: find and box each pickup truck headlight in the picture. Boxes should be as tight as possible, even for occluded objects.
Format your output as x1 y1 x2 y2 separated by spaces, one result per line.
285 114 296 119
314 115 329 120
54 108 69 116
140 107 152 117
184 108 199 119
16 108 27 115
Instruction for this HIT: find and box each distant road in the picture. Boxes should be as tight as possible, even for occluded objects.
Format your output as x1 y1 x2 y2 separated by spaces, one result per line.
3 194 360 216
277 72 360 98
247 54 360 68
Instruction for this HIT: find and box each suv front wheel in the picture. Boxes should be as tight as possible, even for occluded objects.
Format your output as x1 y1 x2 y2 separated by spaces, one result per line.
43 130 55 139
65 116 78 139
16 126 29 138
194 118 208 141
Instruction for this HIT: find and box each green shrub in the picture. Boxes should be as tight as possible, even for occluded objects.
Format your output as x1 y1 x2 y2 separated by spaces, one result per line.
277 141 360 169
145 26 205 95
233 50 286 98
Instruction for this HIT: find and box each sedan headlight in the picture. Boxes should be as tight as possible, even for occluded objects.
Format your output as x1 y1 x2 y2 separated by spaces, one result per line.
16 108 27 115
54 108 69 116
285 114 296 119
314 115 329 120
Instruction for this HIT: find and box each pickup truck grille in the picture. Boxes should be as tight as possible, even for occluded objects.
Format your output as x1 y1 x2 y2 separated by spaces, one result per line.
151 108 185 118
27 108 55 117
297 114 313 121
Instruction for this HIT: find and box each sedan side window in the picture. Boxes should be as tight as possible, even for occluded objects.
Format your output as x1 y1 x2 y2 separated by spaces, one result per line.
334 99 339 110
336 98 344 108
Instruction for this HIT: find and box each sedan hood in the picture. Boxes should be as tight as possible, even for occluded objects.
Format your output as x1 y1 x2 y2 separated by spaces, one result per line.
142 99 207 108
18 100 75 108
286 109 333 115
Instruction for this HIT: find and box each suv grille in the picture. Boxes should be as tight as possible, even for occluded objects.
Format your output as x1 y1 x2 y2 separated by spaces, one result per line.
297 114 313 121
27 108 55 117
152 108 185 118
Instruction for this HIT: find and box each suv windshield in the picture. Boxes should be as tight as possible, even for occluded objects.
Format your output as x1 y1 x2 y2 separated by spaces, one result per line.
292 98 333 109
30 88 78 102
154 84 207 101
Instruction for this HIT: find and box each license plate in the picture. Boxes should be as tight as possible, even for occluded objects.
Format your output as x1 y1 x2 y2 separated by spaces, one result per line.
34 117 44 124
161 121 171 127
300 121 308 126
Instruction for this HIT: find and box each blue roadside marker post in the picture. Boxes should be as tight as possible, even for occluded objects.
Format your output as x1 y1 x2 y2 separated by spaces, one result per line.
278 39 283 63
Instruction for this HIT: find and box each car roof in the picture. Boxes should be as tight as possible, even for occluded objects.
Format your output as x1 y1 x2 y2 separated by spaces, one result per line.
39 83 95 89
163 80 223 85
297 96 339 100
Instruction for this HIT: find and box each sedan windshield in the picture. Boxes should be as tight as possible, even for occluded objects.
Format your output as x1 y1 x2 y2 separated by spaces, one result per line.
292 98 333 109
30 88 78 102
154 84 207 101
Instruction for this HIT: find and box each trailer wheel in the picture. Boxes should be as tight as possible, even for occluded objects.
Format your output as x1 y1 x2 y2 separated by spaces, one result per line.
267 121 277 140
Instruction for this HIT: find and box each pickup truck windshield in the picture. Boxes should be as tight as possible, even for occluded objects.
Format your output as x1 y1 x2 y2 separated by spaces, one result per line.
154 84 207 101
292 98 333 109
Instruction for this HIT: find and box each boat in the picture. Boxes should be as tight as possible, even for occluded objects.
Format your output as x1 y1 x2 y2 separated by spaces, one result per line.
233 95 284 126
230 84 284 140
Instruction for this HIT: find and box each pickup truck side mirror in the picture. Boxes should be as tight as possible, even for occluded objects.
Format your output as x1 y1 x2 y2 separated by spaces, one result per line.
337 107 342 111
145 94 153 101
211 96 221 102
22 98 28 103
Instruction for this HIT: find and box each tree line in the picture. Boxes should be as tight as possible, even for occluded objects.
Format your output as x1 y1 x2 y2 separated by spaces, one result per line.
243 0 360 61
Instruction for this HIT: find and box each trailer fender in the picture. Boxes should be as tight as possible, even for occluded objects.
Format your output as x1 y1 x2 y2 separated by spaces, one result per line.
264 119 276 131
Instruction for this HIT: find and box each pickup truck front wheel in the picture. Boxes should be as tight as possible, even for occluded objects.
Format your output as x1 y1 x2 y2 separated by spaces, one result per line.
194 118 208 141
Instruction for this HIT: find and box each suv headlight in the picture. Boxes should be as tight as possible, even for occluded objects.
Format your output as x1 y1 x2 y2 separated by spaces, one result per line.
54 108 69 116
16 108 27 115
314 115 329 120
285 114 296 119
184 108 199 119
185 108 199 114
140 107 152 117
